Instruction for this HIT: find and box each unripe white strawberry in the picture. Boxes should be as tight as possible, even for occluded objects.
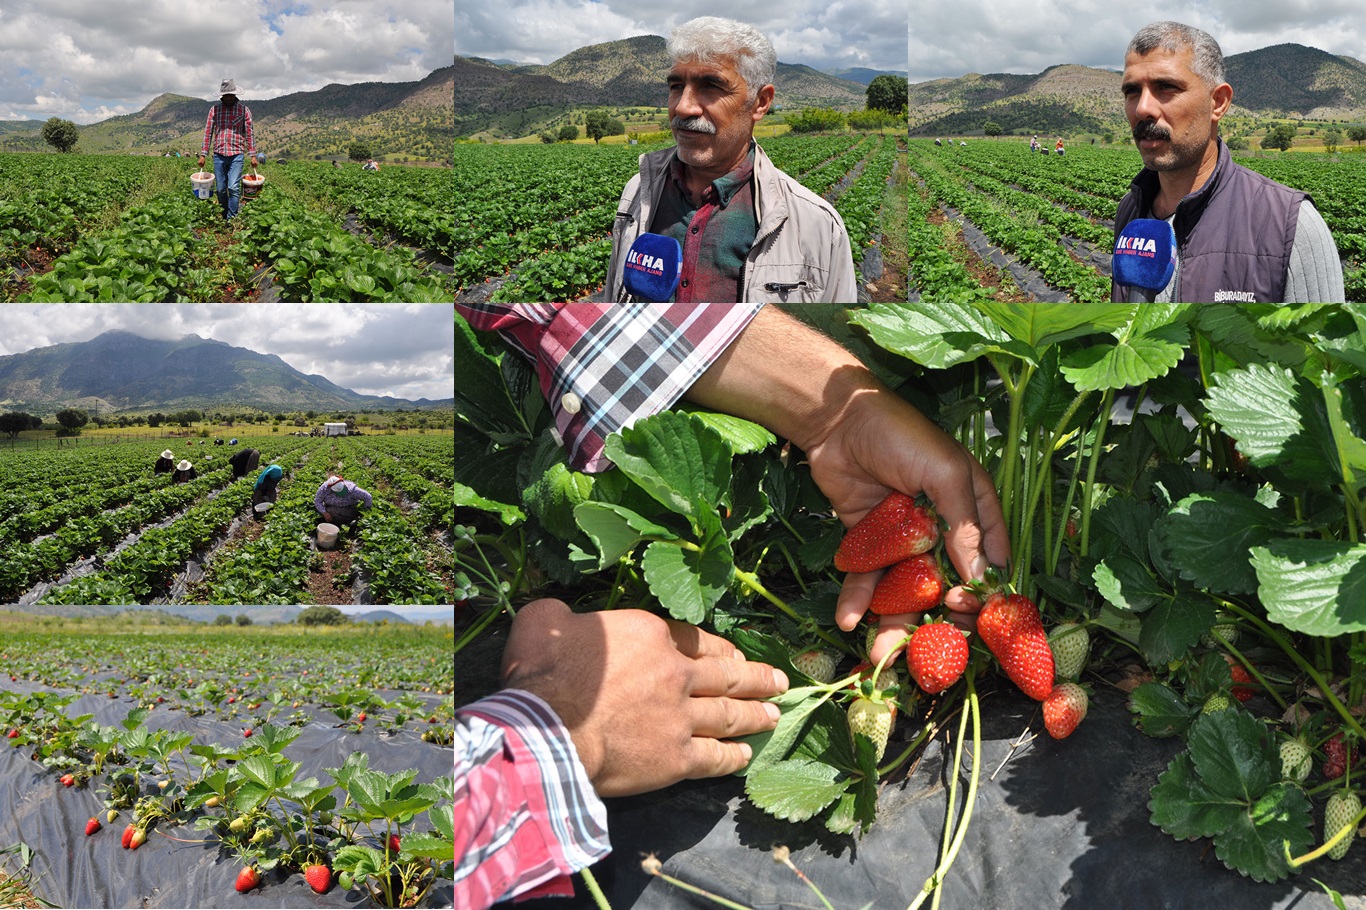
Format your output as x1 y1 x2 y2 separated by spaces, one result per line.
791 649 837 684
1201 692 1231 714
1280 739 1313 783
1326 790 1361 860
1201 620 1240 649
1048 623 1090 681
847 697 895 763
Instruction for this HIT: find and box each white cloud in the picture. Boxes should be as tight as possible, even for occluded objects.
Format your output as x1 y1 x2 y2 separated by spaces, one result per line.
0 304 453 402
0 0 452 123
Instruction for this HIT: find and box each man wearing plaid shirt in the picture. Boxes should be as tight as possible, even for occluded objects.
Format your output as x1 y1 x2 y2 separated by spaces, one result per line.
197 79 256 223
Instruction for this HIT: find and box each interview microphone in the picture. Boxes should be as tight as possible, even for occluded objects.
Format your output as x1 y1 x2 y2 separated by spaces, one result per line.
622 233 683 302
1111 218 1177 292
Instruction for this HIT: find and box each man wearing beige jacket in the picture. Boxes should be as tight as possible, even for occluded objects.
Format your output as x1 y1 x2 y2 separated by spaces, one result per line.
605 16 858 304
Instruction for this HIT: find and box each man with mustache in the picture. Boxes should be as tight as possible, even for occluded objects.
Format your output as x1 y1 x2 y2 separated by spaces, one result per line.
1112 21 1344 302
604 17 858 303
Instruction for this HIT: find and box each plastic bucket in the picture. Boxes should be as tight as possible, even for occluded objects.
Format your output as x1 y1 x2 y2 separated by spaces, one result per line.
242 173 264 199
190 171 215 200
316 523 339 549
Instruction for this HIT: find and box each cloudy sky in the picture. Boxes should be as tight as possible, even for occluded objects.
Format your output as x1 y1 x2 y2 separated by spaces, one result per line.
455 0 908 76
0 0 453 124
0 304 454 402
907 0 1365 83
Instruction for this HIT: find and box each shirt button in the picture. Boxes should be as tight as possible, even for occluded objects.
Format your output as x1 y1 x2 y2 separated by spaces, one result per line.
561 392 582 414
690 226 698 234
681 279 689 288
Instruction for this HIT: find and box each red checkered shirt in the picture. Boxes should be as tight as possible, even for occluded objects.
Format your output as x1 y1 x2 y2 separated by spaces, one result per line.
456 304 765 472
201 102 256 157
456 691 610 909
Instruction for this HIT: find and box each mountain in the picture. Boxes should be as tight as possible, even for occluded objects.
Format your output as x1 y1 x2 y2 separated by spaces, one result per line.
455 35 870 138
0 331 454 414
0 66 454 161
909 43 1366 135
826 67 909 86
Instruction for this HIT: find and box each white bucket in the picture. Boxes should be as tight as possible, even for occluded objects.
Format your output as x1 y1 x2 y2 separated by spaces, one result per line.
316 522 339 549
242 173 264 199
190 171 215 200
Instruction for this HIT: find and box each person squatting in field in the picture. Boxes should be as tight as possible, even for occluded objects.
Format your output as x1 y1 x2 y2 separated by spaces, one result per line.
454 303 1011 909
314 475 372 526
198 79 257 223
171 459 196 484
1112 21 1345 303
252 463 283 508
228 447 260 480
153 449 175 475
604 17 858 303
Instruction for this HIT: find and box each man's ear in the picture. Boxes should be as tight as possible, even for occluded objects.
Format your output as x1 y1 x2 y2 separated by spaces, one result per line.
1210 81 1233 123
751 83 775 121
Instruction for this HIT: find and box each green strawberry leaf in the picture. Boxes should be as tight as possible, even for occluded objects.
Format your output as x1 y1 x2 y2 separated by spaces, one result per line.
1156 493 1288 595
740 687 835 775
640 506 732 624
455 481 524 527
977 302 1135 353
1186 708 1276 802
1205 364 1339 484
1128 682 1195 738
1059 304 1190 391
744 759 848 823
1093 555 1166 613
1138 592 1216 665
454 317 529 441
605 411 732 518
1150 752 1240 839
1210 782 1313 883
848 302 1026 369
571 501 679 571
679 408 776 455
849 733 881 834
1250 539 1366 636
522 462 593 541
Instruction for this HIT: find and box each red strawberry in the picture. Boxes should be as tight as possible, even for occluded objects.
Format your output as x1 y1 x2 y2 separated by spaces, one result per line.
1042 683 1089 739
977 592 1055 701
60 773 75 787
906 622 969 694
833 492 939 574
356 712 367 723
304 864 332 894
129 828 146 849
388 833 401 853
1325 734 1359 780
85 817 101 836
121 824 135 849
869 553 946 616
235 865 262 893
1228 662 1256 702
243 728 253 738
6 729 17 739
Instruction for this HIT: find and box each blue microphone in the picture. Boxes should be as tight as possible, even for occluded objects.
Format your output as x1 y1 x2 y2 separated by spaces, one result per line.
1112 218 1177 292
623 233 683 302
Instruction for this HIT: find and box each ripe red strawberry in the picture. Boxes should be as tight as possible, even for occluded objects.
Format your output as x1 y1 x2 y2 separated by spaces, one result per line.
1325 734 1359 780
129 828 146 849
1042 683 1088 739
85 817 101 836
235 865 262 893
6 729 17 739
59 773 75 787
833 492 939 574
977 592 1055 701
356 712 367 723
1229 663 1256 702
304 863 332 894
121 824 135 849
243 728 253 738
869 553 946 616
906 622 968 695
388 833 401 853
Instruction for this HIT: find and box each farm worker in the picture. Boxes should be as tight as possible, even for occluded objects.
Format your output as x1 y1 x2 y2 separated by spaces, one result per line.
362 159 379 171
153 449 175 474
252 464 283 507
1112 21 1344 302
171 459 196 484
197 79 256 223
603 17 857 304
314 475 372 526
453 304 1010 908
228 447 260 480
1055 137 1065 155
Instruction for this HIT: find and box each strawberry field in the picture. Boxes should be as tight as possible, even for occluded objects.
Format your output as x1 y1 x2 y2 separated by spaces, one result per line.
0 434 455 606
905 140 1366 303
453 134 904 303
0 617 454 907
0 152 453 302
458 305 1366 908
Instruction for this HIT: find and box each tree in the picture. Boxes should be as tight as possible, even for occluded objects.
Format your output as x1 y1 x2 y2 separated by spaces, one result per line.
0 412 36 439
1323 126 1343 153
866 75 909 116
1348 126 1366 147
585 110 625 144
1226 135 1249 151
539 130 557 144
847 109 899 133
214 614 233 626
54 408 89 432
42 117 79 153
558 123 579 142
983 120 1002 137
298 606 347 626
147 412 164 428
347 141 373 162
787 108 846 134
1261 122 1296 151
235 613 252 626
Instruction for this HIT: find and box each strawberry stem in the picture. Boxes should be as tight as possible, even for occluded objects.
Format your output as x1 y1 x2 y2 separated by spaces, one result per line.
579 866 612 910
733 567 847 652
1286 797 1366 868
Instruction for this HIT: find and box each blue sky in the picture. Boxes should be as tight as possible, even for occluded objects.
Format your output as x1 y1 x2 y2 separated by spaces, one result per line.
0 0 453 123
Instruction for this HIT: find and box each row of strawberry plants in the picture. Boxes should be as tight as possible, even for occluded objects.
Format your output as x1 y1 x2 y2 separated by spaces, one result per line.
489 236 611 303
288 164 456 258
834 135 898 264
904 172 988 301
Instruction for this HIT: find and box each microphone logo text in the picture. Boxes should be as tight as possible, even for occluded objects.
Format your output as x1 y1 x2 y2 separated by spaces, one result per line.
627 249 666 275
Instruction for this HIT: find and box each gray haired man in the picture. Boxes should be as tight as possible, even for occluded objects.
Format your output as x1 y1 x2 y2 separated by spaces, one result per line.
605 16 857 303
1112 21 1344 302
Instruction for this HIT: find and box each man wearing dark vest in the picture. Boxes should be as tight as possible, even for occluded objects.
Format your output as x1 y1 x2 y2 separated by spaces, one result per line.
1112 21 1344 303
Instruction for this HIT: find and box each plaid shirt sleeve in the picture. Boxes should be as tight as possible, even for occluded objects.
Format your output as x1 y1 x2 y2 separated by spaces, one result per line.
200 105 216 156
456 303 765 472
456 690 610 909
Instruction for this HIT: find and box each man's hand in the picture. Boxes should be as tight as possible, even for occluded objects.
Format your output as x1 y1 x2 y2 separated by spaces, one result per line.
197 155 205 167
501 599 788 798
